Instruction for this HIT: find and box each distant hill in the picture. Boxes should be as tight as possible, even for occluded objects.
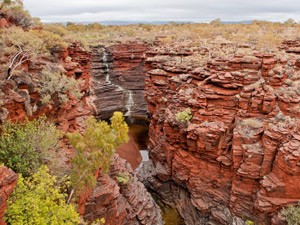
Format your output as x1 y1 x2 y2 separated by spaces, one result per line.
222 20 253 24
49 20 253 26
51 21 196 26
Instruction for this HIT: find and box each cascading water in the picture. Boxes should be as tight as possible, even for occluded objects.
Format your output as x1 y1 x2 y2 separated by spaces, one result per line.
98 48 137 119
101 48 125 91
125 90 134 117
102 50 111 85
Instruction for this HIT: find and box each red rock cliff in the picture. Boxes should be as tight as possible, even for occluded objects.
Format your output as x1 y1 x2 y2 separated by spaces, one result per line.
0 166 18 225
140 41 300 224
0 42 162 225
0 42 92 132
80 154 163 225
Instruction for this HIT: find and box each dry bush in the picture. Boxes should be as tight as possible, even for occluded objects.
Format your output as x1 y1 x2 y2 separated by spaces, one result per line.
37 69 83 104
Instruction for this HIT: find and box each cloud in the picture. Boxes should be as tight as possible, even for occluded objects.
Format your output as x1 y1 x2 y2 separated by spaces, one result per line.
23 0 300 22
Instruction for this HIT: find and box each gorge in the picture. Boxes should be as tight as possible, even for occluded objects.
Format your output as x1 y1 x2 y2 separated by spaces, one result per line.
0 13 300 225
86 40 300 224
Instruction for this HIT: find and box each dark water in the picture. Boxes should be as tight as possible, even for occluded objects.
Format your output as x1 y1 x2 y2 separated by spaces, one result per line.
127 118 185 225
127 119 149 150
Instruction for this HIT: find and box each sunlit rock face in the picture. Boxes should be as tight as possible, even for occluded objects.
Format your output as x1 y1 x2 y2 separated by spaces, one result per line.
140 40 300 225
90 42 150 120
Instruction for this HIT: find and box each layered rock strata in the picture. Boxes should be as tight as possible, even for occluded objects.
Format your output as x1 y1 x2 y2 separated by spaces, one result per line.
0 42 161 225
80 154 163 225
0 42 92 133
90 43 149 119
142 43 300 224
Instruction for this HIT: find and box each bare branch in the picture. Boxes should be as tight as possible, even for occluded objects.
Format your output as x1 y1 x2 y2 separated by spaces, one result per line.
7 45 29 80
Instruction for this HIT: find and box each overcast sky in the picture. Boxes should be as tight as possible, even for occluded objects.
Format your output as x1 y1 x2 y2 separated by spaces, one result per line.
23 0 300 23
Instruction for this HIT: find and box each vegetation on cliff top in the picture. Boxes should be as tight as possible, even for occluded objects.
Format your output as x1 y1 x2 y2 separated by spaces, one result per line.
65 19 300 52
1 2 300 224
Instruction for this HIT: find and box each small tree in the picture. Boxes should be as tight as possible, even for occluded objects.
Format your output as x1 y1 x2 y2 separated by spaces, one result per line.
66 112 129 199
210 18 222 27
0 117 61 176
0 26 67 80
284 18 297 26
5 166 80 225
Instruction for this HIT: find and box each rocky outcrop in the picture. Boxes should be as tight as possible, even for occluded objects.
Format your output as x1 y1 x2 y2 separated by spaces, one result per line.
0 42 92 133
0 41 160 225
142 42 300 224
90 42 149 119
80 154 163 225
0 166 18 225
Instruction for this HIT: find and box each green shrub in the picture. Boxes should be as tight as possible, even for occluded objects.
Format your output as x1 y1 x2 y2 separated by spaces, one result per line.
0 117 61 176
91 218 106 225
66 112 129 195
175 108 192 123
282 202 300 225
116 173 130 184
1 26 45 58
37 70 83 104
0 25 68 79
5 165 80 225
29 29 68 51
245 220 255 225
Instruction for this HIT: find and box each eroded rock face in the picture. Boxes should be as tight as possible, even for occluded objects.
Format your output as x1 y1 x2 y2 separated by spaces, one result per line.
90 42 149 119
81 154 163 225
0 42 92 133
0 166 18 225
143 42 300 224
0 42 161 225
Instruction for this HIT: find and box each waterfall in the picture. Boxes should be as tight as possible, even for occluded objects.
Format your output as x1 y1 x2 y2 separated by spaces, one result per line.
125 90 134 117
99 48 135 118
140 150 149 162
102 50 111 84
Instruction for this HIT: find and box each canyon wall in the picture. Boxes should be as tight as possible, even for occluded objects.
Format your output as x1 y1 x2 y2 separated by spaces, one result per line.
0 42 92 132
0 42 161 225
80 154 163 225
140 41 300 224
2 33 299 225
90 42 149 119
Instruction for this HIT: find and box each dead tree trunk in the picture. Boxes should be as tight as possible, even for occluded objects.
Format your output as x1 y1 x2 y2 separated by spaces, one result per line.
6 45 28 80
